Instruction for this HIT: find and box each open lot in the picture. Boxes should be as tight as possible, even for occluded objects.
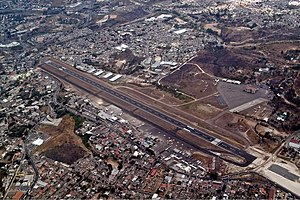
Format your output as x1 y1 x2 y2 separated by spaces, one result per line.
246 129 260 145
213 113 249 135
198 94 227 109
180 101 222 120
191 152 213 167
161 64 218 99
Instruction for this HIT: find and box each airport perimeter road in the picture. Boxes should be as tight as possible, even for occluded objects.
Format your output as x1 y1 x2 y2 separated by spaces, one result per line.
40 60 257 167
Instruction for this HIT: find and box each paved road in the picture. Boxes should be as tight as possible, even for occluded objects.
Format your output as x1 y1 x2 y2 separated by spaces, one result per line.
40 60 256 167
22 143 39 199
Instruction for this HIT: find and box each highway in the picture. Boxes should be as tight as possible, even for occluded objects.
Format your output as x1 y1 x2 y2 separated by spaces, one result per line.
40 60 256 167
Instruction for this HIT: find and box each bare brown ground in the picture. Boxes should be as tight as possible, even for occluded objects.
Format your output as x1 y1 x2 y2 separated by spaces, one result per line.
190 48 265 79
294 75 300 96
180 101 221 120
221 25 300 45
222 154 245 164
40 105 50 114
221 26 254 43
161 64 217 99
246 129 260 145
37 116 73 138
257 41 300 65
106 158 119 168
200 95 227 109
191 152 213 166
203 23 221 35
213 113 249 135
252 124 282 153
190 41 300 83
260 140 280 153
35 115 90 154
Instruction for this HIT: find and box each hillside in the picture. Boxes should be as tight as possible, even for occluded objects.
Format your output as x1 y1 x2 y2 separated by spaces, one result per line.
35 115 90 165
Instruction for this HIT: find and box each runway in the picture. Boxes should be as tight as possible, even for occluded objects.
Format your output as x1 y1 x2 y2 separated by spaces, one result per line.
40 60 257 167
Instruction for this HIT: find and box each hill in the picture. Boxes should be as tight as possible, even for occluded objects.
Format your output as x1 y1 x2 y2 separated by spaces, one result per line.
35 115 90 165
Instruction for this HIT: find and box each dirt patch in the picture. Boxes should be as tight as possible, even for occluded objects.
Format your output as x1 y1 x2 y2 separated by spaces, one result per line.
180 101 221 120
213 113 248 134
222 154 245 165
191 48 265 80
221 26 253 43
40 105 50 114
35 115 90 164
43 143 87 165
161 64 218 99
211 113 251 148
294 75 300 96
199 94 227 109
254 124 284 153
204 23 221 35
191 152 213 166
256 41 300 66
246 129 260 145
259 139 281 153
109 49 145 74
221 26 300 45
37 115 74 137
106 158 119 169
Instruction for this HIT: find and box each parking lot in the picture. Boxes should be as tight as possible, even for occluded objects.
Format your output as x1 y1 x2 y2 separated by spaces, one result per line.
217 82 270 109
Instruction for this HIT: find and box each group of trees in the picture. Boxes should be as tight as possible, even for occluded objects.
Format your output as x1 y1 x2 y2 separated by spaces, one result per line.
154 82 191 101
